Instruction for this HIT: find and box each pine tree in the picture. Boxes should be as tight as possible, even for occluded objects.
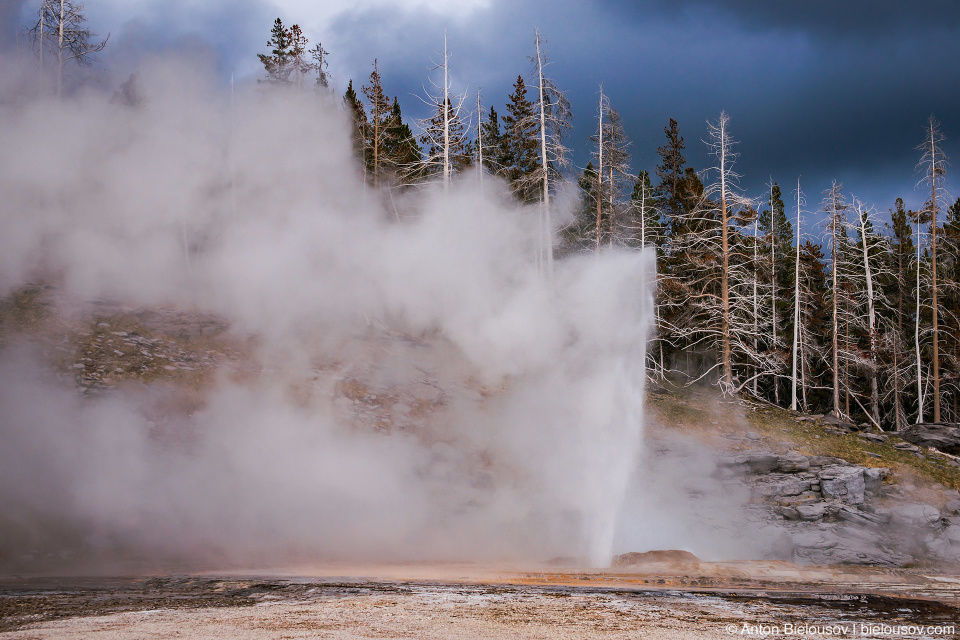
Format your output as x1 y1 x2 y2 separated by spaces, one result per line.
382 98 423 185
258 18 294 84
362 59 395 187
501 75 541 203
310 42 330 89
480 105 505 177
287 24 316 90
758 182 793 404
560 162 599 255
884 198 915 429
654 118 687 233
343 80 369 177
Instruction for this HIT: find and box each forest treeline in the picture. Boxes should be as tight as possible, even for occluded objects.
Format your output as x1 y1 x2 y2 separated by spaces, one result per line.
23 7 960 430
256 15 958 431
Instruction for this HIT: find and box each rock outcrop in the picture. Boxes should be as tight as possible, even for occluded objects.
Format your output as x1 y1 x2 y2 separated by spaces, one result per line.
717 449 960 566
899 423 960 456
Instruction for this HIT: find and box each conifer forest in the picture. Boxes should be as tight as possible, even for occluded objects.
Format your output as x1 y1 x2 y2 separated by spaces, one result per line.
255 16 960 430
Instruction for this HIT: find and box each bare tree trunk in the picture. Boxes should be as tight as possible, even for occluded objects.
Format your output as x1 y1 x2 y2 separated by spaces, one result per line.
720 169 732 390
609 165 615 248
595 89 604 252
916 213 924 423
930 122 941 422
770 183 778 404
844 306 850 418
857 203 880 424
442 31 450 190
832 193 841 419
791 179 802 411
640 179 646 248
39 4 44 73
753 222 759 396
535 32 553 275
477 89 483 191
57 0 64 98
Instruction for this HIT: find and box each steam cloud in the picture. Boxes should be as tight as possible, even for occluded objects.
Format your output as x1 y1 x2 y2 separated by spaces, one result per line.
0 55 655 572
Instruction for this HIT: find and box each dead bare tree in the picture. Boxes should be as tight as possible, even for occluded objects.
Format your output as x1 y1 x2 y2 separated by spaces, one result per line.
917 115 949 422
30 0 108 97
531 30 572 275
415 31 470 189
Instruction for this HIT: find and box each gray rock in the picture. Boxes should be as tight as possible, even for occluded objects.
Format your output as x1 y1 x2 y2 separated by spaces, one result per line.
891 503 941 526
894 441 922 452
796 502 829 521
945 526 960 544
858 432 888 443
863 467 889 495
792 529 840 549
819 465 866 504
779 506 801 520
740 451 780 473
754 474 813 499
838 505 889 526
944 500 960 515
807 455 845 468
776 452 811 473
899 423 960 455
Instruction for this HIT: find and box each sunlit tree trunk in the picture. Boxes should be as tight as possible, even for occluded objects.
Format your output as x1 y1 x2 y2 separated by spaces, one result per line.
791 179 802 411
856 201 880 425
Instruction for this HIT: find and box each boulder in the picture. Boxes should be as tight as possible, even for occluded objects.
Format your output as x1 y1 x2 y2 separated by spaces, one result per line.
796 502 835 521
776 452 811 473
863 467 889 495
891 503 941 526
899 423 960 455
819 465 866 504
753 475 812 498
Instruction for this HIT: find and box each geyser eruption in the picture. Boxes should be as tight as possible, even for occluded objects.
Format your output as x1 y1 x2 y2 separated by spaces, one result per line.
0 56 653 570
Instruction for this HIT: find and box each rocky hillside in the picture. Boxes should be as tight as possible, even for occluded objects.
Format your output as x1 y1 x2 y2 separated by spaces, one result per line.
645 384 960 567
3 285 960 570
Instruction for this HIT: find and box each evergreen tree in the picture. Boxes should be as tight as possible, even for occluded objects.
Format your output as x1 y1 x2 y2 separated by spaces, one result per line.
500 75 541 203
343 80 369 174
286 24 317 89
560 162 599 254
362 59 395 187
883 198 915 428
258 18 294 84
382 98 423 184
654 118 688 232
310 42 330 89
758 182 794 404
479 105 505 177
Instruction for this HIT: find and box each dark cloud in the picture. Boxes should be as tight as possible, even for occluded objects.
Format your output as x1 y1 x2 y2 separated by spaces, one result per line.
322 0 960 214
597 0 960 38
9 0 960 215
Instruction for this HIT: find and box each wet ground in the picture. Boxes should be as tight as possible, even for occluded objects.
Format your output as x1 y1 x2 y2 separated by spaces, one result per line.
2 564 960 639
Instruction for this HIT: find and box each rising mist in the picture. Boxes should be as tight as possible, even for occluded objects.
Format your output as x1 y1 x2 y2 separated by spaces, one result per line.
0 55 659 572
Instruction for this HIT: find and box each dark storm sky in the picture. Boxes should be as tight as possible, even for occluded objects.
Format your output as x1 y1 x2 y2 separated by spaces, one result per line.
6 0 960 218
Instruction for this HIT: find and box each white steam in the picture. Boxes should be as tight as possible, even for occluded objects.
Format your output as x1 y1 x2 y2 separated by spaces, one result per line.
0 56 653 570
